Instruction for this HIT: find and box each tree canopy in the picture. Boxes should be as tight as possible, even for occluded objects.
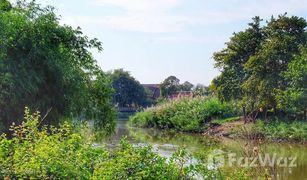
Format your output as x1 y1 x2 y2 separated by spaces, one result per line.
0 0 12 11
211 14 307 120
0 0 115 133
108 69 148 108
160 76 195 98
193 84 209 97
160 76 180 98
180 81 194 91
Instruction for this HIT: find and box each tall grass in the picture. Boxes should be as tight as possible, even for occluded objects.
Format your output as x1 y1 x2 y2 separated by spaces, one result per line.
254 119 307 142
129 97 239 132
233 118 307 142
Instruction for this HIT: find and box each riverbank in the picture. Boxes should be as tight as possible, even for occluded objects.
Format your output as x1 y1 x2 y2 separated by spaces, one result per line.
203 118 307 144
129 97 239 132
110 120 307 180
0 111 221 179
130 97 307 144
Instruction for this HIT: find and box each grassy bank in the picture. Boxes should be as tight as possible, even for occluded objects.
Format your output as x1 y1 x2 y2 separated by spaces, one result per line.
129 97 239 132
232 119 307 143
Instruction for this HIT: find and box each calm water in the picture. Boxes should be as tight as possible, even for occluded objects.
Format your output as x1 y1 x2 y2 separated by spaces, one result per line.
98 120 307 180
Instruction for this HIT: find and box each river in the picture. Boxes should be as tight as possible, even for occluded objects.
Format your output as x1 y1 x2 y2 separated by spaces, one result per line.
97 120 307 180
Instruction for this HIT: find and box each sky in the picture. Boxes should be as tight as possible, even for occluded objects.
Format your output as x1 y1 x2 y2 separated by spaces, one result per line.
36 0 307 85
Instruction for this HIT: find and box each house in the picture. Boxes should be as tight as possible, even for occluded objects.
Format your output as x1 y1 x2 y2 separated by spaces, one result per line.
142 84 161 100
169 91 193 100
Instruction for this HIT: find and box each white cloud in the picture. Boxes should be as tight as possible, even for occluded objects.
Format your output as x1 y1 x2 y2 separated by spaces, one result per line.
92 0 180 12
86 0 189 33
153 35 230 44
61 0 307 34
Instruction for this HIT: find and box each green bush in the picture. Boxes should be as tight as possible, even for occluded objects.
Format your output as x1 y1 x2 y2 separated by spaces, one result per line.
0 108 226 179
130 97 239 132
0 108 103 179
233 118 307 142
254 119 307 142
93 141 182 179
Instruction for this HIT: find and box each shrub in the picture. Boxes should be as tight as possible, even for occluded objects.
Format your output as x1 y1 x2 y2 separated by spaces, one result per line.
93 140 182 179
255 119 307 142
0 108 103 179
130 97 239 132
233 118 307 142
0 108 226 179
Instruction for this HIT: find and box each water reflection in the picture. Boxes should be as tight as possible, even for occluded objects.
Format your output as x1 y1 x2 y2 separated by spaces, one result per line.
98 120 307 180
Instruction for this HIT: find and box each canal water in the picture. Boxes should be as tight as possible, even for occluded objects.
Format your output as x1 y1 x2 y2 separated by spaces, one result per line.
98 120 307 180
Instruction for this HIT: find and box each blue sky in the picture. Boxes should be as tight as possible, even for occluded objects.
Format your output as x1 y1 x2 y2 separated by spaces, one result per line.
36 0 307 85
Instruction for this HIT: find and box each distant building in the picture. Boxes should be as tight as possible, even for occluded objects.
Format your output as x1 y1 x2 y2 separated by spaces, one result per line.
142 84 161 100
169 91 193 100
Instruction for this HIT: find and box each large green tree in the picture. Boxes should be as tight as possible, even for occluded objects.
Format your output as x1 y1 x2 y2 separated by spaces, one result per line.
108 69 147 107
160 76 180 98
212 14 307 120
212 16 263 102
180 81 194 91
277 46 307 115
0 0 11 11
243 15 306 117
0 0 115 133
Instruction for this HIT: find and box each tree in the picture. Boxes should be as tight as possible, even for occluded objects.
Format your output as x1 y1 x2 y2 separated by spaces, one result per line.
160 76 180 98
180 81 194 91
0 0 115 133
0 0 12 11
277 46 307 115
212 14 307 121
212 16 263 102
193 84 209 97
108 69 147 107
243 14 307 118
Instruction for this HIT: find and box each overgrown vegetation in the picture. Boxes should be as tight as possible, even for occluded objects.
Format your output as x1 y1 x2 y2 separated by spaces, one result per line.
233 119 307 142
211 15 307 121
130 97 239 132
0 108 237 179
210 116 241 125
108 69 151 108
160 76 197 98
0 0 115 133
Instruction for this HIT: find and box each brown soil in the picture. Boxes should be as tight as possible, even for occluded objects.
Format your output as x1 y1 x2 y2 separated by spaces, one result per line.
203 119 245 138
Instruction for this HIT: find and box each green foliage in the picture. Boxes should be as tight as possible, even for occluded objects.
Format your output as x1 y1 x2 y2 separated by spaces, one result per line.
0 109 227 179
180 81 194 91
193 84 210 97
0 108 106 179
0 0 115 132
108 69 148 107
93 140 182 179
212 14 307 117
160 76 196 98
160 76 181 98
0 0 11 11
212 16 263 102
234 118 307 142
277 46 307 114
130 97 239 132
211 116 241 125
254 119 307 142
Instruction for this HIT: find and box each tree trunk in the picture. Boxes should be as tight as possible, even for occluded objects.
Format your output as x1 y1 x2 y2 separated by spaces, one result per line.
264 108 268 122
243 106 247 124
253 110 259 123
